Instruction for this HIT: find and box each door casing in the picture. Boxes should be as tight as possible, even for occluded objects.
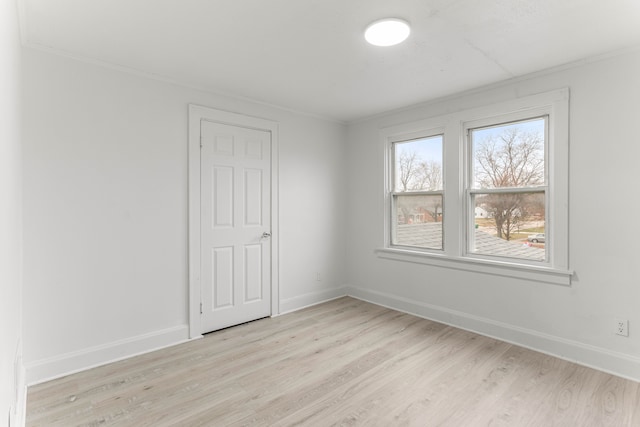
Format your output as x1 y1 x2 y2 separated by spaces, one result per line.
188 104 279 338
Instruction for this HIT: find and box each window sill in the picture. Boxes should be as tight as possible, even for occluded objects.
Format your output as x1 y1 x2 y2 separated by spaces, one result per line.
375 248 573 286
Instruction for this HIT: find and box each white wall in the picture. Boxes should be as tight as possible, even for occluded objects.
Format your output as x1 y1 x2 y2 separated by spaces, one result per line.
346 50 640 381
22 48 347 384
0 0 24 424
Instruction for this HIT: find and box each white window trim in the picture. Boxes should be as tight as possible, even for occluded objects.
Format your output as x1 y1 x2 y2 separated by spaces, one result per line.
463 110 549 265
379 89 572 286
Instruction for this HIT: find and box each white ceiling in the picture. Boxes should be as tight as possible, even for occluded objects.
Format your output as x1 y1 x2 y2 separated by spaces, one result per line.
20 0 640 122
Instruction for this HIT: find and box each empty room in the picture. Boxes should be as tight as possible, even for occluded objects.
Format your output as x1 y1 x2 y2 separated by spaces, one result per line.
2 0 640 426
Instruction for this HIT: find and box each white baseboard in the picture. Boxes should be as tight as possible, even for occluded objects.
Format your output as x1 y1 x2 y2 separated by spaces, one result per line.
25 286 348 387
345 285 640 382
26 325 191 386
278 286 348 315
24 287 639 390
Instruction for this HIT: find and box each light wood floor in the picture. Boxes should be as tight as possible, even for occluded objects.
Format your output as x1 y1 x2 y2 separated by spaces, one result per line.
27 297 640 426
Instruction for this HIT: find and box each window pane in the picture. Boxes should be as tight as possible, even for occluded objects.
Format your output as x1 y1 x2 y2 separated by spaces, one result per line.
394 135 443 192
471 192 545 261
471 118 545 189
393 194 443 249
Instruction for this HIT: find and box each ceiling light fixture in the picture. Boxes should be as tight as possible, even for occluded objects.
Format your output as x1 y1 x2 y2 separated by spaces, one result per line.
364 18 410 47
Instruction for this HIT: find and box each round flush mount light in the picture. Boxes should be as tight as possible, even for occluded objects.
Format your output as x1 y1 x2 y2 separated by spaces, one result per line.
364 18 411 46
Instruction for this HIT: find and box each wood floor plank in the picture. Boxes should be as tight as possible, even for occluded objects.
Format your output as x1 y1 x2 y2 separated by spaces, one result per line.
26 297 640 426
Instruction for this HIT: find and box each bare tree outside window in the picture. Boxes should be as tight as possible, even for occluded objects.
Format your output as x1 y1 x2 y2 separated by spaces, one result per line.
397 151 443 192
473 127 544 190
397 151 419 192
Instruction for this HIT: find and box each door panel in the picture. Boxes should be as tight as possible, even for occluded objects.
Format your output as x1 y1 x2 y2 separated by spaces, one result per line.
244 168 263 226
200 120 271 333
244 244 262 302
213 166 234 228
212 247 234 309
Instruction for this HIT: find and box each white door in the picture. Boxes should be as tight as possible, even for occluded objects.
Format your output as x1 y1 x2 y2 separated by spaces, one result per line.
200 120 271 333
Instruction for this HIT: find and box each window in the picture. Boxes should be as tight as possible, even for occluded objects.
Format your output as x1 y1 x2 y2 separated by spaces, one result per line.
379 89 571 285
391 134 444 250
467 117 547 262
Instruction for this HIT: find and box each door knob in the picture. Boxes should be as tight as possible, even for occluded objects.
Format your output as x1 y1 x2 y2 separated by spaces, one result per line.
261 232 271 239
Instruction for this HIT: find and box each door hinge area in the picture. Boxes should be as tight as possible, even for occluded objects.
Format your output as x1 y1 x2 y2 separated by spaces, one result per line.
200 302 203 314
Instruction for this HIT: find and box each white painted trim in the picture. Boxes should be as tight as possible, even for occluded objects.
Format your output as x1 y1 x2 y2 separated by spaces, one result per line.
22 287 640 396
12 358 26 427
188 105 280 337
188 105 203 339
375 248 573 286
278 287 348 315
345 285 640 382
25 325 190 386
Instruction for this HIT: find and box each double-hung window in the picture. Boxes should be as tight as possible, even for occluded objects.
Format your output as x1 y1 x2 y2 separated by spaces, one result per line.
391 134 444 250
380 89 571 285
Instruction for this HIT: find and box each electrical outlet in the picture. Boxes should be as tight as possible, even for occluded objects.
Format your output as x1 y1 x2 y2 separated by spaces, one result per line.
615 318 629 337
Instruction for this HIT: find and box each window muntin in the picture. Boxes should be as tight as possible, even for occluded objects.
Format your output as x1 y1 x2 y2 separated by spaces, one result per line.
391 135 444 250
467 117 547 262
